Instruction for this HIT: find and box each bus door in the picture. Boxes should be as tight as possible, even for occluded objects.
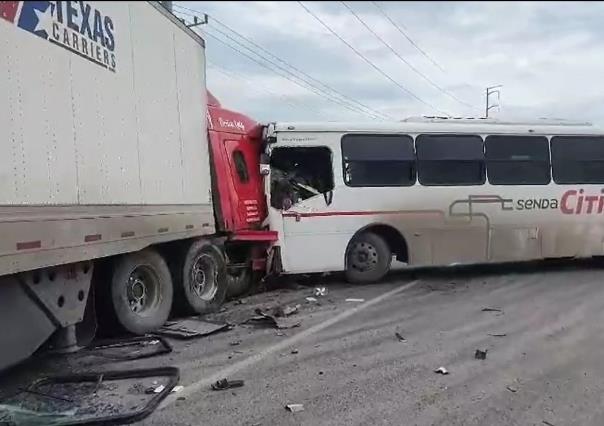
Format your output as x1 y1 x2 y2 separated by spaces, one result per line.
268 146 336 273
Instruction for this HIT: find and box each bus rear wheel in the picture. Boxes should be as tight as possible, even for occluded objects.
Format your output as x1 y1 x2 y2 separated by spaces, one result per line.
345 232 392 284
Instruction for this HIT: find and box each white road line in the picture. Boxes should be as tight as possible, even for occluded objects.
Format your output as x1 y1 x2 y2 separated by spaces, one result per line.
159 279 420 409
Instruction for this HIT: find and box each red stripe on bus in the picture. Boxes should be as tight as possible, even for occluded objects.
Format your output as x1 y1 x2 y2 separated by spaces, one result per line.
17 240 41 250
282 210 421 218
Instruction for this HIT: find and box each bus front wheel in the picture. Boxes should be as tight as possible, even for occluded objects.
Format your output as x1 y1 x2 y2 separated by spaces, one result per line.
345 232 392 284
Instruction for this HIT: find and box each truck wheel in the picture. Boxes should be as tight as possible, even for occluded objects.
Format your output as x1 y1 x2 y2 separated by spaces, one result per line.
110 250 173 334
345 232 392 284
226 267 252 298
175 240 227 315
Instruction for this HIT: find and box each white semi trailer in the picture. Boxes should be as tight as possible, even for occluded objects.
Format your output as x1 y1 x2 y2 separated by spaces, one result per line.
0 1 228 370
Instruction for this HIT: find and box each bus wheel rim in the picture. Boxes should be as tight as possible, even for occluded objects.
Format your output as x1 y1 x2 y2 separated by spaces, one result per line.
350 242 378 272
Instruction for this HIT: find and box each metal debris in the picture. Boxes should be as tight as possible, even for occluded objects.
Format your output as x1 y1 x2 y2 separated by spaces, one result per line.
211 379 245 391
481 307 503 312
274 304 300 317
434 367 449 375
291 349 299 354
475 349 488 360
395 332 406 342
345 298 365 303
157 318 230 340
314 287 328 297
243 308 301 329
285 403 304 412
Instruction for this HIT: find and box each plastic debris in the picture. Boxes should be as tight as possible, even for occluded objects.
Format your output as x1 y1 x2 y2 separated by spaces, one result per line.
157 319 230 340
211 379 245 391
305 297 317 303
171 385 184 393
345 298 365 303
395 332 406 342
145 385 165 394
475 349 488 360
481 307 503 312
314 287 328 297
434 367 449 375
285 403 304 412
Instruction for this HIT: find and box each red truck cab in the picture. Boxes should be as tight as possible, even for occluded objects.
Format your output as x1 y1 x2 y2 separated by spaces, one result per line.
206 92 277 295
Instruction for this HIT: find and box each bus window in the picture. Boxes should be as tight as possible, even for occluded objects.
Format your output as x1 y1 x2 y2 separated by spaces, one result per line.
551 136 604 184
416 134 485 186
341 134 415 187
485 135 550 185
270 146 334 210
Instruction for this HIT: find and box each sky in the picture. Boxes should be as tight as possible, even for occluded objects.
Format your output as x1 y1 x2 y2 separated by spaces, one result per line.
173 1 604 125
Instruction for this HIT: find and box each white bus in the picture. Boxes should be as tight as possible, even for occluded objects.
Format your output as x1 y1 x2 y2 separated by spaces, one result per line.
265 118 604 283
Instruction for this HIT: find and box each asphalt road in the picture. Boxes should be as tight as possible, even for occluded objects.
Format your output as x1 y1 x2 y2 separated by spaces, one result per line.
3 259 604 425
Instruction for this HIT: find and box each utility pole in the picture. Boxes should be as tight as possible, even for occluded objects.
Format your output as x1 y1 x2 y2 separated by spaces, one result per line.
485 85 502 118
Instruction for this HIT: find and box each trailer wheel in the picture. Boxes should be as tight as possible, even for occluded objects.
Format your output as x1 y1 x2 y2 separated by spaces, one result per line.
110 250 173 334
175 240 227 315
345 232 392 284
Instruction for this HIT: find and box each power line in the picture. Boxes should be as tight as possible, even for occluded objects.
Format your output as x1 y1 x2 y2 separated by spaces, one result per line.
297 1 446 115
207 60 324 118
340 1 473 111
207 16 392 120
204 24 384 120
371 1 445 73
173 4 391 120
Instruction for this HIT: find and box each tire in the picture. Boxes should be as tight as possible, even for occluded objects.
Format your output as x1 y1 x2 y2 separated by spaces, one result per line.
109 250 173 335
226 266 252 298
174 239 228 315
345 232 392 284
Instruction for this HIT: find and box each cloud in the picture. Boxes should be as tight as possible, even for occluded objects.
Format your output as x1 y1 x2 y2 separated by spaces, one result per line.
175 1 604 125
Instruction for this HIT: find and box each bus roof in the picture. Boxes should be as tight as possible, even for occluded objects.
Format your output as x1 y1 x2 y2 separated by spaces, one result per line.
270 119 603 137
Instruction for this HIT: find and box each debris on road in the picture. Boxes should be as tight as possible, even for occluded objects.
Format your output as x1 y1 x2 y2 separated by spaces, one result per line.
171 385 184 393
489 333 507 337
395 332 406 342
211 378 245 391
291 349 299 354
345 298 365 303
481 307 503 312
506 386 518 393
285 403 305 412
434 367 449 375
157 318 231 340
475 349 488 360
219 306 228 313
314 287 328 297
305 297 318 303
0 404 76 426
273 304 300 317
276 332 285 337
543 421 555 426
230 340 242 346
243 308 301 329
87 335 173 361
234 299 247 305
146 385 166 394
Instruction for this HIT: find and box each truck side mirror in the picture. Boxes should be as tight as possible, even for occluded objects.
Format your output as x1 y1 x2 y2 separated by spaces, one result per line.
260 153 270 176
